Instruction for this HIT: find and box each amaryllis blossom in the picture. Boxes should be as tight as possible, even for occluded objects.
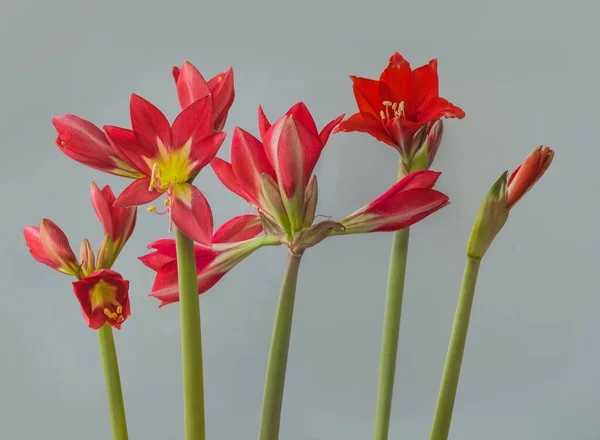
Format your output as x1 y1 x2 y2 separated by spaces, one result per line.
140 215 282 306
337 171 449 234
73 269 131 330
172 61 235 132
335 52 464 165
467 146 554 258
91 182 137 265
24 219 80 276
212 102 344 237
54 94 226 245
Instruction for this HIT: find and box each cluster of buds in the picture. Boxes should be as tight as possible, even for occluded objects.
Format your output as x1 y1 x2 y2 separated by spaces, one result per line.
24 184 136 329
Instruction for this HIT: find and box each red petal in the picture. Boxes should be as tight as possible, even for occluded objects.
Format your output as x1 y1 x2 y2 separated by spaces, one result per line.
104 125 153 175
114 178 162 207
335 113 397 148
413 59 439 106
370 171 441 209
91 182 114 237
175 61 211 109
350 76 382 115
231 127 276 204
147 238 178 258
285 102 318 136
130 94 172 154
213 214 263 243
211 157 252 202
139 251 175 271
209 67 235 132
24 226 57 270
379 52 416 113
171 95 214 148
415 97 466 124
171 183 214 246
172 66 181 84
258 105 272 140
40 219 78 274
318 113 345 147
188 132 227 173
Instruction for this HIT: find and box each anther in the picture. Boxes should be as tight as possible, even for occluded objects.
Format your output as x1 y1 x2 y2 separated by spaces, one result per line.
382 101 393 106
380 110 386 120
147 206 157 212
149 163 159 190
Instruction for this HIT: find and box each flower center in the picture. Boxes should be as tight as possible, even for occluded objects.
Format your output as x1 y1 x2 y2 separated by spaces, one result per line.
103 305 125 324
148 147 195 192
380 101 405 121
90 279 117 309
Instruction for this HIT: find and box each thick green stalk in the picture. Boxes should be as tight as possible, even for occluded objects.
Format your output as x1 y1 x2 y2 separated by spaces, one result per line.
97 323 128 440
429 256 481 440
175 227 205 440
258 252 303 440
374 226 410 440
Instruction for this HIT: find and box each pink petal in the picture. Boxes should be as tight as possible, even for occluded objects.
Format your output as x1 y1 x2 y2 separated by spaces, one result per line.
139 251 175 271
171 183 214 246
258 105 272 140
367 171 441 211
211 157 252 202
212 214 263 243
285 102 318 136
24 226 57 269
147 238 178 258
40 219 78 272
130 94 172 154
114 178 163 207
171 95 214 148
175 61 211 109
231 127 276 204
318 114 345 146
209 68 235 132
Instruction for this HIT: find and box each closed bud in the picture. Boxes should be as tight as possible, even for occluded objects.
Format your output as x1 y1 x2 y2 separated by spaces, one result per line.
406 120 444 173
466 172 509 259
96 234 114 270
260 173 292 236
79 239 95 276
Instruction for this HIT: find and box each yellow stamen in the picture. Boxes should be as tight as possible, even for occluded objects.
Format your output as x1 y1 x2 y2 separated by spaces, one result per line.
382 100 393 106
147 205 157 212
164 198 171 207
117 306 123 314
380 110 386 120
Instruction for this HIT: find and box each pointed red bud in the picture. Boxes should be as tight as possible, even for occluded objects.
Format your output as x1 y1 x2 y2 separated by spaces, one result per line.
80 239 95 276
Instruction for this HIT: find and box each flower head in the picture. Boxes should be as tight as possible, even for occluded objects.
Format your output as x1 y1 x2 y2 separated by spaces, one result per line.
73 269 130 330
172 61 235 132
467 146 554 258
335 52 464 169
24 219 80 276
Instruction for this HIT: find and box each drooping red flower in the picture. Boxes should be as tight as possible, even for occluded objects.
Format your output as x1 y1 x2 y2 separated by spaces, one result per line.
23 219 80 276
211 102 344 235
335 52 465 157
54 94 226 245
172 61 235 132
90 182 137 264
72 269 131 330
338 171 449 233
140 214 280 307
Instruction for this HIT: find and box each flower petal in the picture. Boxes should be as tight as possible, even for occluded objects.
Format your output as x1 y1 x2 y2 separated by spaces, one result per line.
258 105 272 140
171 95 214 148
379 52 416 114
334 113 396 148
413 59 439 106
174 61 211 109
415 97 466 124
285 102 318 136
209 67 235 132
231 127 276 205
114 178 162 208
130 94 172 154
188 132 227 173
171 183 214 246
212 214 263 243
318 114 345 146
104 125 153 175
211 157 252 202
91 182 114 238
24 226 57 270
350 76 382 115
39 219 79 275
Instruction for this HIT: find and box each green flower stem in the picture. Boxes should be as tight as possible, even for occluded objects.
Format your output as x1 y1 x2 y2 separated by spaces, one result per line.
374 226 410 440
175 227 206 440
258 252 303 440
429 255 482 440
97 323 128 440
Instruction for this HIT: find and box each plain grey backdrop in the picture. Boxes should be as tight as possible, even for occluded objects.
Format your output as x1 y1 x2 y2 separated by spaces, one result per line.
1 0 598 439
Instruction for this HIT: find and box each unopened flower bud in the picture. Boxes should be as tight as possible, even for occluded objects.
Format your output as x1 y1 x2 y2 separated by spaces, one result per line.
96 234 114 270
79 239 95 276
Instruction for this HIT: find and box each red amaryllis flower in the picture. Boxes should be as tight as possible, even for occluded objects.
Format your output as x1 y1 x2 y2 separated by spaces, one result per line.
335 52 465 157
53 94 226 245
211 103 344 235
73 269 131 330
338 171 449 233
90 182 137 265
172 61 235 132
140 214 281 307
24 219 80 276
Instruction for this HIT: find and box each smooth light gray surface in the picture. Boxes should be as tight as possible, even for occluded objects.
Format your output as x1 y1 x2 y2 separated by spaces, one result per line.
1 1 598 439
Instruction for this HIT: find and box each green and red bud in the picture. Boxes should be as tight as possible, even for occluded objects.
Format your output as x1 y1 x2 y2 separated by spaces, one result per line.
96 234 114 270
467 146 554 258
24 219 80 276
80 238 96 276
403 120 444 175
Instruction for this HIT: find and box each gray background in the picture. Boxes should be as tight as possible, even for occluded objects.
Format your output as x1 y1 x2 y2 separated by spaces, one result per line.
1 0 597 439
